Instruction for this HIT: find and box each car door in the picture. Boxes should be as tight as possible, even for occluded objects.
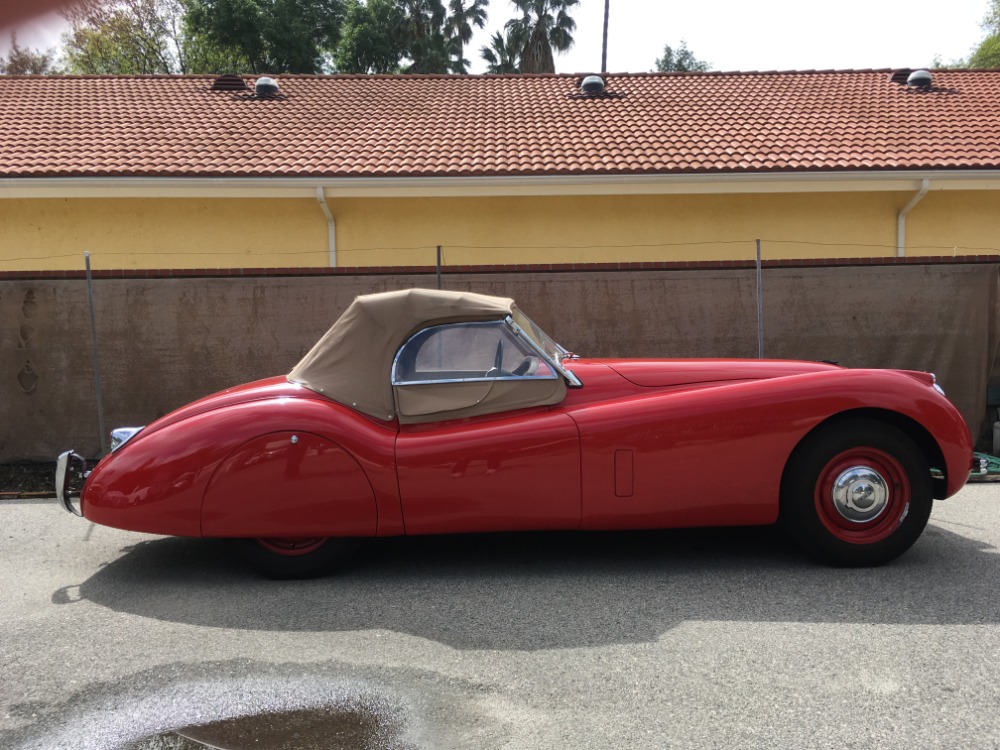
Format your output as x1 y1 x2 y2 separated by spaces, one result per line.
393 321 581 534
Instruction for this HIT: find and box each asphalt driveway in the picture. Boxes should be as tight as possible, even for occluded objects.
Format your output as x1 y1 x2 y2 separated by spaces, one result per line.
1 485 999 749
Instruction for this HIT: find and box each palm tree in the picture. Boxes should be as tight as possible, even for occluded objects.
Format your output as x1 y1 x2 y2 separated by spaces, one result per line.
480 29 521 73
397 0 453 73
398 0 447 51
406 29 465 73
445 0 489 71
505 0 579 74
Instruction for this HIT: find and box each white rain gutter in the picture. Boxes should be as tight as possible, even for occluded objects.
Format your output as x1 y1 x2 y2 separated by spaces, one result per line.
315 186 336 267
896 178 931 257
2 171 1000 199
0 170 1000 200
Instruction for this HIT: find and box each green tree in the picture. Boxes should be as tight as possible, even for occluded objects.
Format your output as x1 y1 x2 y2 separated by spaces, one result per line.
480 29 521 73
1 33 56 74
654 39 709 72
62 0 179 74
60 0 245 74
505 0 578 74
445 0 488 72
405 29 462 72
967 0 1000 66
953 0 1000 68
335 0 469 74
184 0 346 73
396 0 460 73
969 35 1000 66
334 0 407 73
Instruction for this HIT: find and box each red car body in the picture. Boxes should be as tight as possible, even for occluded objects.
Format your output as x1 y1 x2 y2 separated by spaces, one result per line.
59 290 974 575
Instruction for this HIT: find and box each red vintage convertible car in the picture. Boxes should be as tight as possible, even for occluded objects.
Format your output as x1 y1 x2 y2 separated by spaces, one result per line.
57 288 973 577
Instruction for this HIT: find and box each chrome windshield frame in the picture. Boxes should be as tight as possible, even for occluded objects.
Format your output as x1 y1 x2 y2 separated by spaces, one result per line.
505 316 582 388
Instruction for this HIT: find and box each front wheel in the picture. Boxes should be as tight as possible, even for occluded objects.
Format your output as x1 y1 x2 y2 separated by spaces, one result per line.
237 536 361 579
780 419 933 566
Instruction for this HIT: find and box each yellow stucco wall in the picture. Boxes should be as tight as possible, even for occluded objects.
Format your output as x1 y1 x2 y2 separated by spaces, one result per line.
904 191 1000 256
0 198 327 271
335 192 898 267
2 190 999 271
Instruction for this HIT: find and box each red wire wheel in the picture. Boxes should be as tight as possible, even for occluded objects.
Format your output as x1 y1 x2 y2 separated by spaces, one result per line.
781 418 933 566
813 447 910 545
255 537 328 557
238 537 362 579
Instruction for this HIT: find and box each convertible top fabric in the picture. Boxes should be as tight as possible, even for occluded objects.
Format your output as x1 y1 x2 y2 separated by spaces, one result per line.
288 288 514 419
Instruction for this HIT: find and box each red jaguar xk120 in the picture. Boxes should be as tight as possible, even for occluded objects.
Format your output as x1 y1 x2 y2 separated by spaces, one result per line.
57 288 973 577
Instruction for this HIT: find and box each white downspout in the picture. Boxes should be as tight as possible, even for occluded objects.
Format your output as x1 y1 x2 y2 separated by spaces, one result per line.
896 178 930 257
315 186 336 267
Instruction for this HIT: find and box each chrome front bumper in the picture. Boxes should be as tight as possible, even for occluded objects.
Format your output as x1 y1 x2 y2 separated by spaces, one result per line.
55 450 87 516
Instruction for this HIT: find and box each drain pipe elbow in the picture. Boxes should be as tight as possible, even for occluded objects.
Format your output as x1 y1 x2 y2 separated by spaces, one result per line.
896 178 930 258
315 187 336 267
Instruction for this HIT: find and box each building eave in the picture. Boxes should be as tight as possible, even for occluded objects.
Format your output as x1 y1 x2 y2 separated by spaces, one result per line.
3 171 1000 199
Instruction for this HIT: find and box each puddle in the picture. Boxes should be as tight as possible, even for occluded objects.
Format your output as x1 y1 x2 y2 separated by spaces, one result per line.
127 706 384 750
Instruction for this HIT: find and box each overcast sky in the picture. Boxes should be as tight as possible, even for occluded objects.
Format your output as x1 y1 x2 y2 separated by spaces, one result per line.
470 0 990 74
0 0 991 73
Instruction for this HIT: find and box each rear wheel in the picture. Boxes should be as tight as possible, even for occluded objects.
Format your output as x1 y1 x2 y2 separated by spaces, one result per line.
780 419 932 566
238 536 361 579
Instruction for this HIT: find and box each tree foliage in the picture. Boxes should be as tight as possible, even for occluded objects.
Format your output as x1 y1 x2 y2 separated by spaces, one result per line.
969 35 1000 67
405 29 462 72
985 0 1000 34
654 39 709 72
445 0 488 69
397 0 449 72
1 34 56 74
184 0 346 73
967 0 1000 67
62 0 180 74
60 0 246 74
334 0 406 73
505 0 578 74
335 0 484 74
480 29 521 73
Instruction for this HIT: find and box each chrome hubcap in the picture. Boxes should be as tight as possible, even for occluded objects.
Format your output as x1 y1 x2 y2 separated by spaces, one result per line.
831 466 889 523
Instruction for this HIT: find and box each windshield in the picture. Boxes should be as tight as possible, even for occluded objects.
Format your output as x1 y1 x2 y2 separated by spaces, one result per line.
510 307 569 362
507 309 582 388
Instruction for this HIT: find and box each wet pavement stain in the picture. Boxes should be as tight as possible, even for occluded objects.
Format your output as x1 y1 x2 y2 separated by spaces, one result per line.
0 659 505 749
127 706 383 750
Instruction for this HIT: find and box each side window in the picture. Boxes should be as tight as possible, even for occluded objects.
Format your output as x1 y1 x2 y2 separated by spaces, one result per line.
393 321 555 385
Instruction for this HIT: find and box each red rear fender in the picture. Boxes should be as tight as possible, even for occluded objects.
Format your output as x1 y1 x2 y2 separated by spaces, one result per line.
202 431 376 538
82 397 400 536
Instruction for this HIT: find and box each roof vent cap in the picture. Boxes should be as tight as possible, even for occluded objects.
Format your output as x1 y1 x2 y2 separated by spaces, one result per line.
580 75 605 95
211 74 248 91
255 76 280 96
906 69 932 87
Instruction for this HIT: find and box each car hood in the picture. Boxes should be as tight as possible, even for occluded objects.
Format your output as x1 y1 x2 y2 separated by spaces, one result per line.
596 359 840 388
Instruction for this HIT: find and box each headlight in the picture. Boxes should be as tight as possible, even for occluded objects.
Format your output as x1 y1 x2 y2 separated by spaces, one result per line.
110 426 144 452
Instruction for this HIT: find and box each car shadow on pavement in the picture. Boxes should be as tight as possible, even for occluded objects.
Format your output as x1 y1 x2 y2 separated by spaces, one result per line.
56 522 1000 651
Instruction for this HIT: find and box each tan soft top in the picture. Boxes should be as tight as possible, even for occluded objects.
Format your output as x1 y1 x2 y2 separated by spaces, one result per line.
288 288 514 419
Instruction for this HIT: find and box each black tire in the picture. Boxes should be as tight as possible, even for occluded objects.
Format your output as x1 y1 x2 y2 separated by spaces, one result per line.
236 537 362 579
780 418 932 567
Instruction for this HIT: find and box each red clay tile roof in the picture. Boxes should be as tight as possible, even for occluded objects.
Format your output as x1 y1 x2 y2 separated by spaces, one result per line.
2 70 999 178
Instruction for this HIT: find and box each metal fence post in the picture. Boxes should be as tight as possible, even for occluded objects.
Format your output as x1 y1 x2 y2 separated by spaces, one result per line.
756 239 764 359
84 252 108 454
